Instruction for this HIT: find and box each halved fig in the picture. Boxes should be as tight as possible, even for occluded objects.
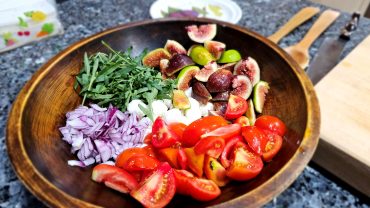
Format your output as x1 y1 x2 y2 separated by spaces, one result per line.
204 40 226 60
211 91 229 102
230 75 253 99
212 102 228 116
206 69 233 93
253 81 270 113
160 59 173 79
234 57 260 86
166 54 194 76
164 40 187 55
219 62 237 72
192 81 212 103
189 45 214 66
173 90 191 109
195 61 218 82
142 48 171 67
186 24 217 43
177 66 200 90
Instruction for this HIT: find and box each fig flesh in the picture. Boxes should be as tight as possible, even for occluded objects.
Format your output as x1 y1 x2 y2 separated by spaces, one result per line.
172 90 191 110
233 57 260 86
177 65 200 90
164 40 187 55
253 81 270 113
204 40 226 60
219 62 237 72
206 69 233 93
142 48 171 67
245 99 256 125
186 24 217 43
230 75 253 100
192 81 212 102
159 59 174 79
195 61 218 82
211 91 230 102
166 54 194 76
189 45 214 66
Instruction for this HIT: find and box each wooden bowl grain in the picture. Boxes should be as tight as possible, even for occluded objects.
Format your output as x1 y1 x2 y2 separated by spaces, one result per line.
6 18 320 208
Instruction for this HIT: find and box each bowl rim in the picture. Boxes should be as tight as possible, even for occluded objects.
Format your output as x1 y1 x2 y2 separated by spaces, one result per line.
6 17 320 208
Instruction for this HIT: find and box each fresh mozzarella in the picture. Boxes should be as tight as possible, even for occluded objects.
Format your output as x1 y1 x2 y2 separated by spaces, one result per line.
127 99 146 117
200 102 214 117
151 100 168 120
164 108 189 125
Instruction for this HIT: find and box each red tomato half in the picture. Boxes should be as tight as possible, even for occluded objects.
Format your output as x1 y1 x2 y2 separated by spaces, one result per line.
151 117 180 148
194 136 225 158
168 122 187 139
116 147 155 168
220 135 243 168
173 169 194 195
255 115 286 136
92 164 138 193
234 116 250 127
262 130 283 162
241 126 268 155
123 154 160 171
130 162 176 208
200 123 241 141
181 116 228 147
225 95 248 120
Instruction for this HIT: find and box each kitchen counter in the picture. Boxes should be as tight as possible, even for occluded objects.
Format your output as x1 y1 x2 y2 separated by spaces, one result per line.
0 0 369 207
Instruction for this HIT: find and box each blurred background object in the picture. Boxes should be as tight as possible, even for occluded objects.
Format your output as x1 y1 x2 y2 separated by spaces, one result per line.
311 0 370 17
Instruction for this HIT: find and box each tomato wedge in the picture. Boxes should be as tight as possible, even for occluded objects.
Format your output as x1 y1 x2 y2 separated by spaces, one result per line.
234 116 250 127
130 162 176 208
255 115 286 136
92 164 138 193
177 148 188 170
116 147 155 168
262 130 283 162
184 147 205 177
201 123 241 140
151 117 180 148
204 156 230 187
226 142 263 181
220 135 243 168
144 133 153 144
225 95 248 120
123 154 160 171
194 136 225 158
241 126 268 155
181 116 228 147
173 169 194 195
157 147 187 169
168 122 187 139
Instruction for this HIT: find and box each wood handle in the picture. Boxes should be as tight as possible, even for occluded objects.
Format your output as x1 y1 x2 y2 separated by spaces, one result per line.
298 9 340 49
268 7 320 43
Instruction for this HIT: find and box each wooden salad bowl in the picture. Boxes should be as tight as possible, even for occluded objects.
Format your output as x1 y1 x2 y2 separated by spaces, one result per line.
6 18 320 208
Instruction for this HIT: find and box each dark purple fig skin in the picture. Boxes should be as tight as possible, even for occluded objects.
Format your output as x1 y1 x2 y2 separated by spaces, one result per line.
206 69 233 93
213 102 228 116
195 61 218 82
211 91 230 102
165 54 194 76
192 81 212 100
233 57 260 86
230 75 253 99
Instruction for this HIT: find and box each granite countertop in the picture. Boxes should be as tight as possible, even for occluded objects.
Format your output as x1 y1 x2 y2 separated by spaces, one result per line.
0 0 369 207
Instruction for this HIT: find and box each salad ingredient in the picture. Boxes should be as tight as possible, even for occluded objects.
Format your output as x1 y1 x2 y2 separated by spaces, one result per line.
59 104 150 166
219 62 237 71
176 65 200 90
218 49 241 63
245 99 256 125
201 123 241 140
159 59 171 78
164 39 187 55
181 116 228 147
230 75 253 99
204 40 226 60
189 45 214 66
253 81 270 113
199 102 214 117
184 147 205 177
195 61 218 82
241 126 268 155
163 108 189 125
220 135 243 168
262 130 283 162
151 100 168 120
186 178 221 201
212 102 228 116
92 164 138 193
234 57 261 86
168 122 186 138
165 54 194 76
194 136 225 158
123 154 160 171
204 156 230 187
186 24 217 43
75 44 175 113
142 48 171 67
185 106 202 123
234 116 250 127
151 117 180 148
173 169 194 195
192 81 212 103
127 99 146 117
116 147 156 168
130 162 176 208
206 69 233 93
225 95 248 120
211 91 230 102
255 115 286 136
172 90 190 109
177 148 188 170
226 142 264 181
158 147 186 169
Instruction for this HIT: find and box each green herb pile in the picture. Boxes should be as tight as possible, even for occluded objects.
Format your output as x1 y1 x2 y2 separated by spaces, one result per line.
74 42 176 119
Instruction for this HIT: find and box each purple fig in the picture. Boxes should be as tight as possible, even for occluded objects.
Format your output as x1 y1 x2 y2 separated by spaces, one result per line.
192 81 212 101
164 40 187 55
234 57 260 86
142 48 171 67
195 61 218 82
206 69 233 93
186 24 217 43
230 75 253 99
204 40 226 60
211 91 230 102
165 54 194 76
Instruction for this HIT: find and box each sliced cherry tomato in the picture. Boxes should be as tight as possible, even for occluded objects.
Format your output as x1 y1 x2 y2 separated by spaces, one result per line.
168 122 187 138
262 130 283 162
116 147 155 168
181 116 228 147
131 162 176 208
187 178 221 201
158 147 179 168
204 156 230 187
225 95 248 120
144 133 153 144
226 141 263 181
151 117 180 148
234 116 250 127
194 136 225 158
201 123 241 141
173 169 194 195
177 148 188 170
220 135 243 168
255 115 286 136
123 154 160 171
92 164 138 193
241 126 268 155
184 147 205 177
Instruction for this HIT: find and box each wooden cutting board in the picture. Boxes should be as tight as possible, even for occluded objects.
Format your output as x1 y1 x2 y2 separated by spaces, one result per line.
313 34 370 196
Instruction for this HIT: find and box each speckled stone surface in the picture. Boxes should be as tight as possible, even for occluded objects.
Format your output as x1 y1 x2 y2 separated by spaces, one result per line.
0 0 369 207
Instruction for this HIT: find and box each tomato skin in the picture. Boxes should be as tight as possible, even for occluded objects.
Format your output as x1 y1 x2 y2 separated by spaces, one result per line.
187 178 221 201
130 162 176 208
181 116 228 147
177 148 188 170
168 122 187 138
92 164 138 193
220 135 243 168
151 117 180 148
123 154 160 171
226 142 264 181
201 123 241 141
144 133 153 144
116 147 155 169
262 130 283 162
241 126 268 155
204 156 230 187
255 115 286 136
184 147 205 177
234 116 250 127
225 95 248 120
158 147 179 168
194 136 225 158
173 169 194 195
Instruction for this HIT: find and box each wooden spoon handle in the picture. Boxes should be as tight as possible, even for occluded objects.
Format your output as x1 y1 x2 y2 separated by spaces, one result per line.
298 9 340 49
268 7 320 43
